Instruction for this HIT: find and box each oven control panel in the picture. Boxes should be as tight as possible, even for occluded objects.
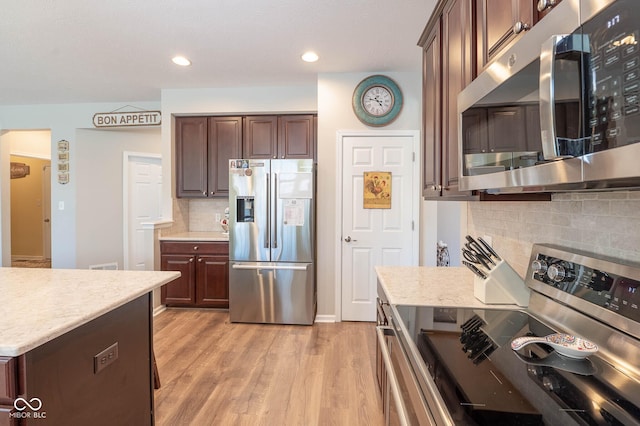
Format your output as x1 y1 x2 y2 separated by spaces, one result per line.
530 252 640 322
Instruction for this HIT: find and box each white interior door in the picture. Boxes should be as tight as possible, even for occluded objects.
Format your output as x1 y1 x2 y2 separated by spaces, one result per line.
126 154 162 270
339 132 419 321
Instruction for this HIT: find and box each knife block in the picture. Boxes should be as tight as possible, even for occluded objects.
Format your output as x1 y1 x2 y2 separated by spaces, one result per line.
473 260 530 307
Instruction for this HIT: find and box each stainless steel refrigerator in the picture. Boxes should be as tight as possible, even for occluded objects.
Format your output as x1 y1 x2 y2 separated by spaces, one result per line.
228 159 315 325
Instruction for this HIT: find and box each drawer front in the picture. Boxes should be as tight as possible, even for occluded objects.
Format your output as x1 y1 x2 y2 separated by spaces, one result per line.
0 357 16 403
160 241 228 255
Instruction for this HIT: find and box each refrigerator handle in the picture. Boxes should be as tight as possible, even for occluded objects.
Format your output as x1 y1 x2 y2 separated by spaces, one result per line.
265 174 270 249
231 264 308 271
273 173 278 249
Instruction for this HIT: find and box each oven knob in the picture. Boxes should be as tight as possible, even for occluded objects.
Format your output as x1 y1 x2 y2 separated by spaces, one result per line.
542 375 560 393
547 264 568 282
527 365 543 377
531 259 548 274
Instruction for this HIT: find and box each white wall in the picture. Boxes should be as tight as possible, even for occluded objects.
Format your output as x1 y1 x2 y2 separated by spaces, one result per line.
317 72 423 319
0 101 160 267
75 127 161 269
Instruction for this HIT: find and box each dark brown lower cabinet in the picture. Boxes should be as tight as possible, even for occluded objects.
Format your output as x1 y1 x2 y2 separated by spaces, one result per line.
160 241 229 309
0 295 153 426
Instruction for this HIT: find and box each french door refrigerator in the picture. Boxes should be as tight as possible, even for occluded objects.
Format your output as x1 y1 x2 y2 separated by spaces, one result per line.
228 159 315 325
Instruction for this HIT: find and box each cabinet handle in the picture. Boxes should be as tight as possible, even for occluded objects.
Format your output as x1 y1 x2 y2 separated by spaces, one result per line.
210 191 214 195
537 0 556 12
431 184 443 191
513 21 530 35
189 257 194 263
281 155 285 159
198 258 203 263
203 191 207 196
273 155 277 159
193 246 199 251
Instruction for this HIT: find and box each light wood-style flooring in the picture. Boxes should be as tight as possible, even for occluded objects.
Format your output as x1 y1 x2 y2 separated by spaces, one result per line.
153 309 384 426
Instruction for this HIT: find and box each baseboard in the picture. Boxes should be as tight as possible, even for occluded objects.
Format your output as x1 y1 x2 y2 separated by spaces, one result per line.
314 314 336 323
11 255 46 261
153 305 167 317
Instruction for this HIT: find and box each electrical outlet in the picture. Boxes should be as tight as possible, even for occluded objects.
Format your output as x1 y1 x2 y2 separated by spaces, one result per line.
94 342 119 374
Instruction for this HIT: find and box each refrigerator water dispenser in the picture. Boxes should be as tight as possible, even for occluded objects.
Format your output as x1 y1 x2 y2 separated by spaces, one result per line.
236 197 254 222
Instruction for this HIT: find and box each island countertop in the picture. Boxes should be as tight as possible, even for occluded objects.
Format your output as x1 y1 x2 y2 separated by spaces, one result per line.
375 266 519 309
0 267 180 356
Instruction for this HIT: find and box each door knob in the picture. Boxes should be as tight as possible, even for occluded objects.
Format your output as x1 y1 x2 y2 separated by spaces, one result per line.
344 236 357 242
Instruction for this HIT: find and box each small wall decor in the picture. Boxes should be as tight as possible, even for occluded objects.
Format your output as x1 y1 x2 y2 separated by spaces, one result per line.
93 105 161 128
352 75 403 126
57 139 70 184
10 162 30 179
363 171 391 209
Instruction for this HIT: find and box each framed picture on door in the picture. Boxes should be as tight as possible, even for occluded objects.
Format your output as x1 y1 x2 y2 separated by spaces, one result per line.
363 171 391 209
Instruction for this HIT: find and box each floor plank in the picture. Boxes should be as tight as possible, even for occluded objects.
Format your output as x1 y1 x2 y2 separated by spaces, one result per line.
153 309 384 426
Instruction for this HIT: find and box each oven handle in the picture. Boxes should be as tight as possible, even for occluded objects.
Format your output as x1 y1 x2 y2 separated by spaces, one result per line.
376 326 410 426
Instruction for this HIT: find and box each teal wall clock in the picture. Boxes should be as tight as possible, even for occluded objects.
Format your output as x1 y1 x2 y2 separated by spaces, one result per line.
352 75 403 126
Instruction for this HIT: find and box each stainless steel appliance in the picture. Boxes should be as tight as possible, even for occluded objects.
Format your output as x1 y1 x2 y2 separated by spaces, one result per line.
458 0 640 194
228 159 315 325
377 244 640 425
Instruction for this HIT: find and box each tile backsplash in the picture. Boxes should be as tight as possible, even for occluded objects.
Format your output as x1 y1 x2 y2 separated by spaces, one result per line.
188 198 230 232
467 191 640 277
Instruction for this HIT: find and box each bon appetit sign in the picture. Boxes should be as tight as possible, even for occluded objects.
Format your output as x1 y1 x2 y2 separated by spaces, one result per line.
93 110 161 128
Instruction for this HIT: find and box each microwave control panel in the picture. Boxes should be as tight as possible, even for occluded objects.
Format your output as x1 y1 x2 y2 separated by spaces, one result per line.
586 0 640 152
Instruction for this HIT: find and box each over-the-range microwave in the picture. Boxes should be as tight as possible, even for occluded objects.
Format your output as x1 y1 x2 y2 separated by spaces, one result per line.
458 0 640 194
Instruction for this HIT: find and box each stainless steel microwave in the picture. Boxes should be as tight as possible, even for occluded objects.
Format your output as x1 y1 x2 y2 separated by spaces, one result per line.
458 0 640 194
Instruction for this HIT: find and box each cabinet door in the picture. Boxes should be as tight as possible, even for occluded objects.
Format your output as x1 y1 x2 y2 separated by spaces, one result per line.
160 254 196 305
243 116 278 159
476 0 534 72
486 106 527 152
176 117 208 198
208 117 242 197
277 115 315 159
442 0 473 197
196 255 229 308
422 20 442 198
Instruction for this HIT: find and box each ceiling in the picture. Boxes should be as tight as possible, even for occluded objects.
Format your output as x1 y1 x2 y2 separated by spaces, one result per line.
0 0 436 106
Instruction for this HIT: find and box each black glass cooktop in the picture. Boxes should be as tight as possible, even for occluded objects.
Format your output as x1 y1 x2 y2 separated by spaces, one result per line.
395 306 640 426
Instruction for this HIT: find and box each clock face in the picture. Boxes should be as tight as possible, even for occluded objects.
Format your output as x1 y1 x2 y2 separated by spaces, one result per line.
352 75 403 126
362 86 394 116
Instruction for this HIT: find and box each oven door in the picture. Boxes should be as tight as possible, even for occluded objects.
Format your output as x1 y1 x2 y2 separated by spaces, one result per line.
376 324 434 426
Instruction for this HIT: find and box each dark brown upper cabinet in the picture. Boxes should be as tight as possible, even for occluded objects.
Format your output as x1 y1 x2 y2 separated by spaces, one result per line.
476 0 535 73
243 115 316 160
420 0 475 199
175 116 242 198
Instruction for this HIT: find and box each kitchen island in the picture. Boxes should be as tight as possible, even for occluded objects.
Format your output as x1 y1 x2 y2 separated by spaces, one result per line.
0 267 180 426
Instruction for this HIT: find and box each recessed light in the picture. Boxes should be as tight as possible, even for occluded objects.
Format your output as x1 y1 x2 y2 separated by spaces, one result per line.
301 51 319 63
172 56 191 66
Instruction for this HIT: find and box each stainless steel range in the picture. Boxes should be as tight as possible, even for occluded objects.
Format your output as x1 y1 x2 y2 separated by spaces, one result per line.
376 244 640 425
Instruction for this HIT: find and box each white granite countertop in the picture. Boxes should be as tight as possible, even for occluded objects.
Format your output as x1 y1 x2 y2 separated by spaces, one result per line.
159 231 229 242
0 268 180 357
376 266 519 309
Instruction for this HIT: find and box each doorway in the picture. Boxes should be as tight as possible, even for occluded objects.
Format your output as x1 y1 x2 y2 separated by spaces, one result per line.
337 131 420 321
5 130 52 267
